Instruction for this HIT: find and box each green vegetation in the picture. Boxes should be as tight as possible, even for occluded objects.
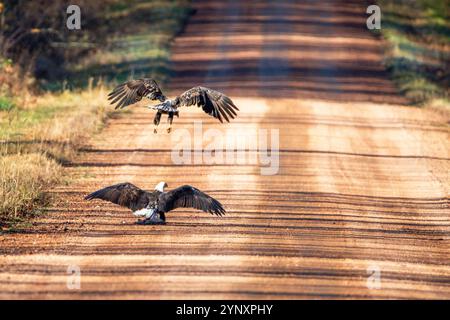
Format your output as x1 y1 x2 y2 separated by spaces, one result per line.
0 96 14 111
50 0 193 90
0 0 193 226
376 0 449 112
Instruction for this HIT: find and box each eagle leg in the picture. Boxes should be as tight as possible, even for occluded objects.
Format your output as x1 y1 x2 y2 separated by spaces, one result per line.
167 112 174 133
153 111 162 134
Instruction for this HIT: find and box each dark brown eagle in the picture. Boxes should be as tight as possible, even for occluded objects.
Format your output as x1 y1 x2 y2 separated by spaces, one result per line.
85 181 225 225
108 78 239 133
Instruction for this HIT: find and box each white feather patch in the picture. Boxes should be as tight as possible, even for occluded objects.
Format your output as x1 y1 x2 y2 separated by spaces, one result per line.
133 208 156 218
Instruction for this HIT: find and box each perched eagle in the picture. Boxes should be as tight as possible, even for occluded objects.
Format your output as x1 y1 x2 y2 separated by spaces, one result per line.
108 78 239 133
84 181 225 225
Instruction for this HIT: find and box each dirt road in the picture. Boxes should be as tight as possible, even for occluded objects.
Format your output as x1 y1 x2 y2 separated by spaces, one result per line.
0 0 449 299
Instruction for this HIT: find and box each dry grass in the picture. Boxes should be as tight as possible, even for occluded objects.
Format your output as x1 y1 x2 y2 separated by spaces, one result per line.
0 86 112 226
1 86 111 154
29 87 111 160
0 153 61 225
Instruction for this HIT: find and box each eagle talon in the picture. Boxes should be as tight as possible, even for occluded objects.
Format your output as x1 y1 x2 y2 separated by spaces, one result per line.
153 128 158 134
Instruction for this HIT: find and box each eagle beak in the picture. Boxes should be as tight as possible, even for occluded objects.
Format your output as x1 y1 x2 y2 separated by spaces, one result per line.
164 182 168 188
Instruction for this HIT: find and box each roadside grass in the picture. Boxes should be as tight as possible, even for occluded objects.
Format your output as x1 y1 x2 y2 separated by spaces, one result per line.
376 0 449 113
0 153 61 226
0 0 193 227
1 88 111 160
0 88 111 226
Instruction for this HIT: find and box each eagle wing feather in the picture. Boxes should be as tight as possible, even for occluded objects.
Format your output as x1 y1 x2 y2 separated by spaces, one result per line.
177 87 239 123
84 182 151 211
158 185 226 216
108 78 166 109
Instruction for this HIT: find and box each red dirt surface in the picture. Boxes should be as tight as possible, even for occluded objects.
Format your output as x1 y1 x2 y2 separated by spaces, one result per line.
0 0 449 299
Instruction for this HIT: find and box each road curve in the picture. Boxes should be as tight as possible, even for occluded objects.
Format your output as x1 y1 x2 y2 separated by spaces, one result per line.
0 0 449 299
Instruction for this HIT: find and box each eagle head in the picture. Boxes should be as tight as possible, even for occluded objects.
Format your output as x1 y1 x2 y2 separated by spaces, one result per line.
154 181 168 192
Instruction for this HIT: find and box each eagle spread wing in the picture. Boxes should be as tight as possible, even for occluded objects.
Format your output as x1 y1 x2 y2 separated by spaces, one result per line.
177 87 239 123
158 185 226 216
84 182 150 211
108 78 166 109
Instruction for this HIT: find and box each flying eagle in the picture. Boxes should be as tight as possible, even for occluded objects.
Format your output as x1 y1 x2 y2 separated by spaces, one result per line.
84 181 225 225
108 78 239 133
